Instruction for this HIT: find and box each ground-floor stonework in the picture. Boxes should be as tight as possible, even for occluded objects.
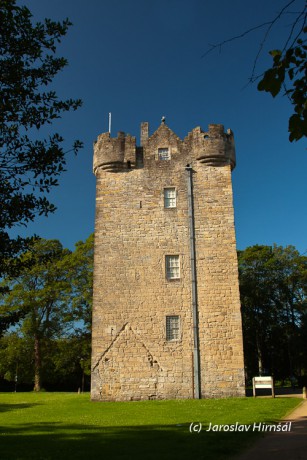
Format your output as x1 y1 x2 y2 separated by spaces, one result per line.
91 311 245 401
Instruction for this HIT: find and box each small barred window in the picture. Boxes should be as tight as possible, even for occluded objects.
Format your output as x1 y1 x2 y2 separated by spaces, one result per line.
166 315 180 341
158 148 170 160
164 188 176 208
165 255 180 279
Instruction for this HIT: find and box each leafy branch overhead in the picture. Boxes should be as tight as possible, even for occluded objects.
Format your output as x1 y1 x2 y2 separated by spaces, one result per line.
203 0 307 142
258 30 307 141
0 0 83 281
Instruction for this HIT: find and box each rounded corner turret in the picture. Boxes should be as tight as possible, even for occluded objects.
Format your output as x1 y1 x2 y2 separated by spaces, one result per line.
93 131 136 174
196 124 236 170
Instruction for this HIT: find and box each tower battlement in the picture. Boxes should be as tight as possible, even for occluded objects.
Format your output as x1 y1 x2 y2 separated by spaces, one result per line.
93 122 236 175
93 131 136 173
184 124 236 169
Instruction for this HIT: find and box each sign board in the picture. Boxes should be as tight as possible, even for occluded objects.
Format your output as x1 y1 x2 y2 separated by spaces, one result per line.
252 376 275 398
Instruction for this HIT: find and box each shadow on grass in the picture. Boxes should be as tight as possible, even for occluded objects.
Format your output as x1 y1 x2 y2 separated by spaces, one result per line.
0 422 262 460
0 403 41 413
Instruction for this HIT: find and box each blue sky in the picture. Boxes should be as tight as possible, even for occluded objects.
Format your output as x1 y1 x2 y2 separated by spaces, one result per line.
14 0 307 254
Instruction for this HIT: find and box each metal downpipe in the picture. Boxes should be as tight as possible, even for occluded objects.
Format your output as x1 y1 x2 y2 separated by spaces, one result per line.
186 165 201 399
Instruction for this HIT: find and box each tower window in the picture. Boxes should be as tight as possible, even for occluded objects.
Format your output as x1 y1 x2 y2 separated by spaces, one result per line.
158 148 170 160
164 188 176 208
165 255 180 279
166 315 180 341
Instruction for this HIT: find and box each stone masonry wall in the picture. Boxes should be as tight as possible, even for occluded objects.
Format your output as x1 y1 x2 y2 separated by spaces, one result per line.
91 121 245 401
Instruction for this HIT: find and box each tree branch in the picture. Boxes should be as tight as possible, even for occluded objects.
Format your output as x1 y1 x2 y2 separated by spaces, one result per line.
201 0 305 84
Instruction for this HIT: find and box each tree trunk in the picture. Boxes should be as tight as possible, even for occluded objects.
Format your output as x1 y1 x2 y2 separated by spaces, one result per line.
33 334 41 391
256 335 263 375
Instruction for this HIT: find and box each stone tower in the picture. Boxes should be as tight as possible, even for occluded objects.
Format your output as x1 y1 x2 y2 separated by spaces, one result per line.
91 119 245 401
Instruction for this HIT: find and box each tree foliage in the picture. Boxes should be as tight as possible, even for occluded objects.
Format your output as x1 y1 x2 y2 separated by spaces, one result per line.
238 244 307 383
258 27 307 141
68 234 94 332
0 235 93 391
0 333 91 391
0 0 82 284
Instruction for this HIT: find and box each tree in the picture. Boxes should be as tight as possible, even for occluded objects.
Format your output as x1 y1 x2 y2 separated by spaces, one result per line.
44 335 91 391
238 246 275 378
0 235 93 391
0 1 82 290
0 333 34 389
0 332 92 391
257 26 307 142
203 0 306 142
238 244 307 382
68 234 94 333
0 239 72 390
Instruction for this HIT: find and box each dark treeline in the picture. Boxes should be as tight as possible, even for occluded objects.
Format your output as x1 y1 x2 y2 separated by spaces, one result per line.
239 244 307 386
0 240 306 391
0 235 93 392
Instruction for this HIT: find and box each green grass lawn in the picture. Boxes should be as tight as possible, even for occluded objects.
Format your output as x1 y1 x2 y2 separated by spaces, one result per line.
0 392 301 460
